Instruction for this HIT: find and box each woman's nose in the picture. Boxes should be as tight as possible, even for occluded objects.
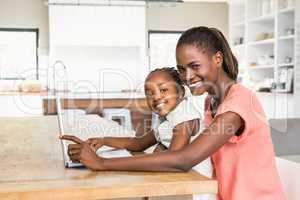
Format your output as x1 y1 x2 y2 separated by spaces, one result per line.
185 68 196 84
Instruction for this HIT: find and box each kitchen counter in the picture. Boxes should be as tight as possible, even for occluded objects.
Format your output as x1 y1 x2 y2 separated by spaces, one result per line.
42 92 150 136
0 90 150 132
42 92 149 115
0 115 217 200
0 91 48 95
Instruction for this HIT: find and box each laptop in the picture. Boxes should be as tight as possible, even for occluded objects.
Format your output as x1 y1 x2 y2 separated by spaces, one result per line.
56 96 132 168
56 96 84 168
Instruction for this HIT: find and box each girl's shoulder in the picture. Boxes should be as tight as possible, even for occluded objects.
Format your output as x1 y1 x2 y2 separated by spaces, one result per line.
166 96 202 127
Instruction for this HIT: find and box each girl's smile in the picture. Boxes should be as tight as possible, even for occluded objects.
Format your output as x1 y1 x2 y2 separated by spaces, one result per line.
144 71 183 117
154 100 167 110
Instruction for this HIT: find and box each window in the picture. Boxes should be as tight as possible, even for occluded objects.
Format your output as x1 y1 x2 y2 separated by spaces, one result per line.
0 28 39 80
148 31 182 71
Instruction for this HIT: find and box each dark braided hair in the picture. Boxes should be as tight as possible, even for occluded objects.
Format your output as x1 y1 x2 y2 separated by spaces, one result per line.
176 26 239 81
147 67 185 97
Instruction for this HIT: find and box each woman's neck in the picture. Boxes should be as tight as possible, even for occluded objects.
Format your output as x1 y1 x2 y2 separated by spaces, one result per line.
209 72 235 104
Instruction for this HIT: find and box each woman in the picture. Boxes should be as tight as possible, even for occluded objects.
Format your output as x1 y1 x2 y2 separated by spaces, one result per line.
61 26 285 200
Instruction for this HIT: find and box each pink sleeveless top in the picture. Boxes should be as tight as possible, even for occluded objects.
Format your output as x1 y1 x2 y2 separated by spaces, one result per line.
203 84 285 200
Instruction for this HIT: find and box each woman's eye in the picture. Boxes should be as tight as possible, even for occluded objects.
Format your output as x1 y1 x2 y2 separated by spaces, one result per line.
178 68 186 73
191 64 201 69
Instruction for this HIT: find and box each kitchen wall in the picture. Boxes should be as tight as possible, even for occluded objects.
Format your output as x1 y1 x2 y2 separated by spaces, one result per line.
0 0 228 55
0 0 228 91
0 0 49 53
146 2 228 37
0 0 49 86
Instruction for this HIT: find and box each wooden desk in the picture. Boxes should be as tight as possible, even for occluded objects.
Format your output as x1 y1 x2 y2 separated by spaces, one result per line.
0 116 217 200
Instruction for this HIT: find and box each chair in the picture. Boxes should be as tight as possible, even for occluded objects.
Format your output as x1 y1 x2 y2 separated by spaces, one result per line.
102 108 132 130
276 157 300 200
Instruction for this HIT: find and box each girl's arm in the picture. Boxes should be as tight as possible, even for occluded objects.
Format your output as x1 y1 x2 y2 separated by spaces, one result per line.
168 119 199 151
63 111 243 172
100 131 157 152
154 119 199 152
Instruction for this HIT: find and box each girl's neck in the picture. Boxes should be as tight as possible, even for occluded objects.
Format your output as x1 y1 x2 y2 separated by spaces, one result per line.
175 95 185 109
159 95 184 118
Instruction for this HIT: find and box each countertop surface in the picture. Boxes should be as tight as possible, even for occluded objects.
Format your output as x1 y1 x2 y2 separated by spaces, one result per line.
0 115 217 200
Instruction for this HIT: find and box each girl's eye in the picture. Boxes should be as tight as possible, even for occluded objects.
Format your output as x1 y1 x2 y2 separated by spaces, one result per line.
145 92 153 97
160 88 168 93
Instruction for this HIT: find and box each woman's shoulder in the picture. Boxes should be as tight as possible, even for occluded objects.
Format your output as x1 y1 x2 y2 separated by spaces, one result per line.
225 83 256 103
230 83 254 95
219 83 262 117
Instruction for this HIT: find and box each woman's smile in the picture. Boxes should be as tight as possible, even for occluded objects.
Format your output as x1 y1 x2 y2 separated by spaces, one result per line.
176 44 220 96
188 80 204 88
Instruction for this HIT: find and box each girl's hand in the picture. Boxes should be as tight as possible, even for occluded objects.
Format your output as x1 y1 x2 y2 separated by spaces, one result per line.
86 137 104 151
153 143 168 153
60 135 104 171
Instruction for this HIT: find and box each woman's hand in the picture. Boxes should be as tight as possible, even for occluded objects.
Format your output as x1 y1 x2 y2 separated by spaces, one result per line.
60 135 104 171
86 137 104 151
153 143 167 153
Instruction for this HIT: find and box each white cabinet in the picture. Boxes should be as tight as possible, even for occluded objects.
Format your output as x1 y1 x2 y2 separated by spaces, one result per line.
49 5 146 47
229 0 300 119
256 92 298 119
0 95 43 117
295 0 300 116
256 93 276 119
229 0 298 91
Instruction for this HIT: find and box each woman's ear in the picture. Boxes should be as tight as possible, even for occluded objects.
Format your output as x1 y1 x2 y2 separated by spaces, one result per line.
181 88 185 98
214 51 223 68
179 85 185 98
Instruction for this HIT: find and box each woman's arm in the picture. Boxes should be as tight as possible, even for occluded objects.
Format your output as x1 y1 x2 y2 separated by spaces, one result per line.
62 111 243 172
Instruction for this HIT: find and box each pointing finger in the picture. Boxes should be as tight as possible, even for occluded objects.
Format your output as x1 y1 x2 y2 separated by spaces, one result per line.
60 135 83 144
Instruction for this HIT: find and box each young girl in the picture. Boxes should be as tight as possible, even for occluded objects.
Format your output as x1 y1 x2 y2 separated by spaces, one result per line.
61 26 285 200
63 67 212 177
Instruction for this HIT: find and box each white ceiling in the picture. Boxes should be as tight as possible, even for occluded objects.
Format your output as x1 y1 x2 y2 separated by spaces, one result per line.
47 0 228 3
184 0 227 2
